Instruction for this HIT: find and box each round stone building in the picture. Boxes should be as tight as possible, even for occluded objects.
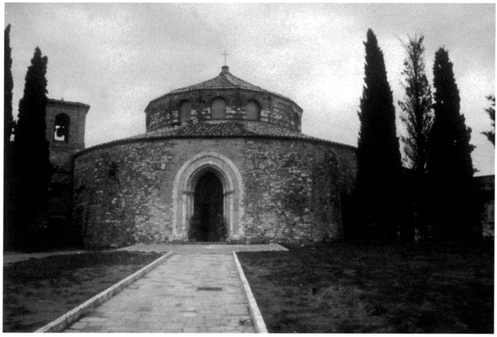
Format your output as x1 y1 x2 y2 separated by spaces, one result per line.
73 66 357 248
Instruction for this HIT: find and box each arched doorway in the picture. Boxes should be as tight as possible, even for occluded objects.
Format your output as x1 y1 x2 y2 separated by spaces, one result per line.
190 171 224 242
171 151 245 242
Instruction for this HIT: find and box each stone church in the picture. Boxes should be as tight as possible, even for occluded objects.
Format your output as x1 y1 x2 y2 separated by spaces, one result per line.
50 66 357 248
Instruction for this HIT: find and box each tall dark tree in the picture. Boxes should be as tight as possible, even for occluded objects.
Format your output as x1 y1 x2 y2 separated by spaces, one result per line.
398 34 433 241
14 47 52 248
426 47 478 241
4 24 16 248
354 29 403 241
4 25 14 144
482 95 495 146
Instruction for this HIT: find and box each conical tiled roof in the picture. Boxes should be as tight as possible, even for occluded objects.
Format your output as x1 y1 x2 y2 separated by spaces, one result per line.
170 66 266 92
168 66 291 101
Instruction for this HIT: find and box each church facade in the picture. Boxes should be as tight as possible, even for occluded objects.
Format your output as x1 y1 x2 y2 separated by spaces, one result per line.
71 66 357 248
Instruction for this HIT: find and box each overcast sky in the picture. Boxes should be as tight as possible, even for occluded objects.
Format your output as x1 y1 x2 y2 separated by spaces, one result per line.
4 3 495 175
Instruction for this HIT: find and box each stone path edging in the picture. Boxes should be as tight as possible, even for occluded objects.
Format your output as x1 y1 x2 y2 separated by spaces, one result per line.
233 252 268 333
34 251 174 333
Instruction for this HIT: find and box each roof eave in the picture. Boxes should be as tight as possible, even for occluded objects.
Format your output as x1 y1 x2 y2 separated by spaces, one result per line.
74 133 356 160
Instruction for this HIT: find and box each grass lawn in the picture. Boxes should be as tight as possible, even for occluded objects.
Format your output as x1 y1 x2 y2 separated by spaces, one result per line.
237 242 494 333
3 250 163 332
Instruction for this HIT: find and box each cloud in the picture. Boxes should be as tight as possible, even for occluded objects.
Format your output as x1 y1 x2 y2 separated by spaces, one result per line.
5 3 494 174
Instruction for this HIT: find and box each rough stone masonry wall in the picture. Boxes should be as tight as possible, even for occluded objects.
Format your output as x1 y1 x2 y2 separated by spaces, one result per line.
240 140 356 243
73 138 356 249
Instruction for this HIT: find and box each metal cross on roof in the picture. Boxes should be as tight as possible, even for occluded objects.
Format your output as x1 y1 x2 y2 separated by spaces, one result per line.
222 50 229 65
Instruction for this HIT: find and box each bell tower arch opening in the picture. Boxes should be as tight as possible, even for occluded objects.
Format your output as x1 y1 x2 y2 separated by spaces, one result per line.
54 113 70 142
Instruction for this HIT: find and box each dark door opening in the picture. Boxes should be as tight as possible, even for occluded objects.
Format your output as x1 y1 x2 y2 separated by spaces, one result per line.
190 171 224 242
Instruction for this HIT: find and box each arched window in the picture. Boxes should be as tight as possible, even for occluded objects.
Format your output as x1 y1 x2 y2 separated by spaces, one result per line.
211 97 226 120
146 112 151 128
294 112 300 128
246 100 261 121
54 113 70 142
179 100 192 123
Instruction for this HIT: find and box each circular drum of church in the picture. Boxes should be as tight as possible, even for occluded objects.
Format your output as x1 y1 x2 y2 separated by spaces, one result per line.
73 135 356 249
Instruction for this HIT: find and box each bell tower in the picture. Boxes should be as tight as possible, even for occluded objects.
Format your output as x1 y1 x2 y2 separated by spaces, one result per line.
45 98 90 240
45 98 90 163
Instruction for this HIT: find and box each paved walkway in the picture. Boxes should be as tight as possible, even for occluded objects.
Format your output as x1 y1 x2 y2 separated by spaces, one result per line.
63 244 287 333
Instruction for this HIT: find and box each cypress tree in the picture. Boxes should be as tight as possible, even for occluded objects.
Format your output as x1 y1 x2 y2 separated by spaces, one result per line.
398 34 433 241
482 95 495 146
427 48 478 241
355 29 403 241
15 47 52 248
4 25 14 145
4 24 15 248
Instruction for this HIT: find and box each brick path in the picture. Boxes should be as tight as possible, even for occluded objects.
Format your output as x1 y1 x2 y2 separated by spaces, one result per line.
63 244 286 333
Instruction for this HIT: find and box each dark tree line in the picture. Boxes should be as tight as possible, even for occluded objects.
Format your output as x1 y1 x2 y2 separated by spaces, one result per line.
4 25 53 250
349 29 482 242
